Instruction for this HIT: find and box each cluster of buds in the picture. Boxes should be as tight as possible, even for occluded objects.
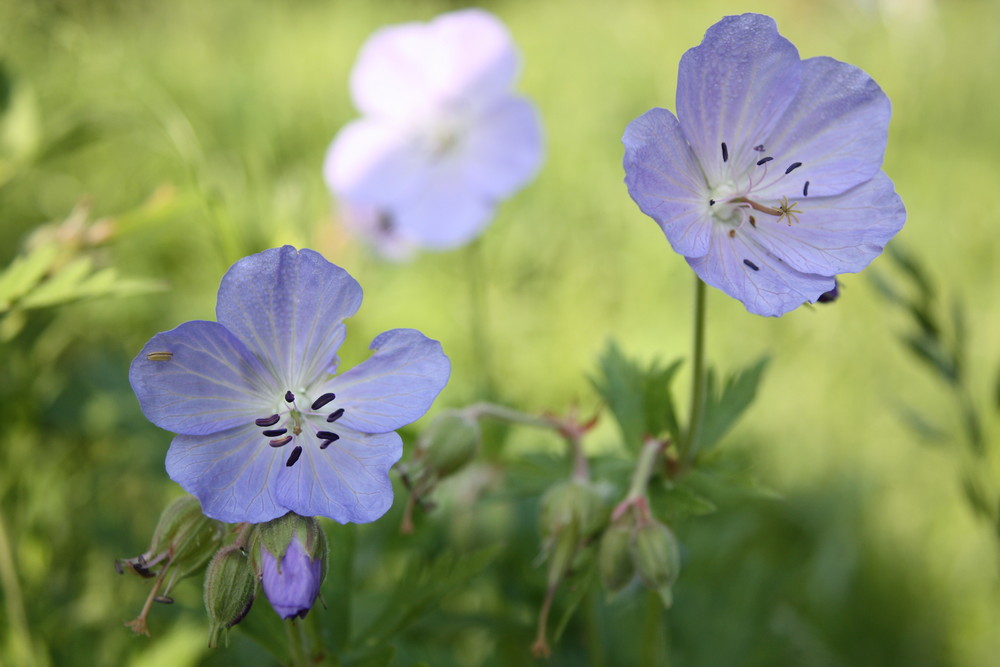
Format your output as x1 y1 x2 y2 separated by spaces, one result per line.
599 503 681 606
119 497 328 645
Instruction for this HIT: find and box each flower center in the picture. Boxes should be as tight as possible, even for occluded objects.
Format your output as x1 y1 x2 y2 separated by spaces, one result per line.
253 390 345 467
708 141 811 236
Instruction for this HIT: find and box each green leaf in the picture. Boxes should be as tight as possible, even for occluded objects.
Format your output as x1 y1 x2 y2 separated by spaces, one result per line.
888 243 935 303
901 333 958 385
649 481 718 523
0 243 60 311
591 341 683 451
696 357 769 452
893 404 947 445
357 545 501 648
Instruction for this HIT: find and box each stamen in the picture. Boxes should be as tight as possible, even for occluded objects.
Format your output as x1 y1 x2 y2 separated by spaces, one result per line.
269 435 292 447
803 181 810 196
754 144 765 152
284 390 295 403
756 157 773 166
709 199 716 206
285 446 303 467
310 393 336 410
743 259 760 271
721 142 728 162
326 408 345 423
728 229 735 238
316 430 340 440
255 414 281 427
785 162 802 174
146 352 173 362
749 216 757 228
319 434 341 450
262 428 287 437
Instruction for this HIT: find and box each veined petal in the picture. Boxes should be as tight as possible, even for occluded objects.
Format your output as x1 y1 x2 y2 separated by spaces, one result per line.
688 225 835 317
129 321 274 436
350 9 518 119
327 329 450 434
215 247 362 389
166 426 287 523
750 172 905 276
676 13 801 184
756 57 891 199
623 107 712 258
276 430 402 524
458 96 543 199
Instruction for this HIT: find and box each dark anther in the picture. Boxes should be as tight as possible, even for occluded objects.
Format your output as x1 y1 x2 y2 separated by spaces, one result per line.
749 216 757 228
803 181 810 196
286 445 303 467
316 430 340 441
754 144 765 152
785 162 802 174
262 428 287 437
255 414 281 427
269 435 293 447
743 259 760 271
326 408 345 423
756 157 773 166
721 142 729 162
320 434 341 450
311 393 336 410
709 199 716 206
728 229 736 238
284 390 295 403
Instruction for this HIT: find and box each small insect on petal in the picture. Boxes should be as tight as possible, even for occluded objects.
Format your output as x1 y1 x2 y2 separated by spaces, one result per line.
146 352 173 361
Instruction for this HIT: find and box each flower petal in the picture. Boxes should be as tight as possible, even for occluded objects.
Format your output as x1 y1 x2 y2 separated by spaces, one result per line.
166 426 287 523
350 9 518 119
748 172 905 276
327 328 450 433
688 225 835 317
458 96 543 199
391 173 496 249
755 56 892 199
623 107 712 258
676 13 801 184
275 430 402 524
129 321 274 436
215 247 362 388
324 118 426 204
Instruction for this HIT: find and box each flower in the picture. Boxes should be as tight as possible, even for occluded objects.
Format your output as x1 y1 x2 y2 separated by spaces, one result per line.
129 246 450 524
324 8 543 257
260 534 323 620
623 13 905 316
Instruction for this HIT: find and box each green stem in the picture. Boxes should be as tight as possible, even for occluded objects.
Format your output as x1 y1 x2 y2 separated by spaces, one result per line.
641 588 668 665
624 438 663 504
683 278 708 465
463 402 558 430
285 618 309 667
0 509 39 666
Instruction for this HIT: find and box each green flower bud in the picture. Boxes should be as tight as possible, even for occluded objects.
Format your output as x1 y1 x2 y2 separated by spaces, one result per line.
598 521 636 595
257 513 328 620
204 546 255 648
539 480 605 541
419 411 480 479
633 520 681 608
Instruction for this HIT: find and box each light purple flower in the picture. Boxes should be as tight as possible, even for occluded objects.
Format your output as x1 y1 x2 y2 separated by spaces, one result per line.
129 246 450 524
324 8 543 257
260 536 322 620
623 13 905 316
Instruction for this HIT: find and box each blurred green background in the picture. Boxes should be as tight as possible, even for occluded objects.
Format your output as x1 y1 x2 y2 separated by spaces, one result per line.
1 0 999 665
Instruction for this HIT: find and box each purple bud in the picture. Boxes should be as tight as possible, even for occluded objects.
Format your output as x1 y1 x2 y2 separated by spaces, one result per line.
817 280 841 304
260 537 322 620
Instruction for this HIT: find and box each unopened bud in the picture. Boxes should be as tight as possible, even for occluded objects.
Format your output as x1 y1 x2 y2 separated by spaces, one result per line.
258 513 327 620
419 411 480 479
204 546 255 647
539 480 605 541
633 520 681 608
598 521 636 595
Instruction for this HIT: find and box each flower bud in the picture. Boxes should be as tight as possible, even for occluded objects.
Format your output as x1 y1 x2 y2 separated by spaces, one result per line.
258 513 327 620
204 546 255 647
598 520 636 595
633 520 681 608
419 411 480 479
539 480 605 587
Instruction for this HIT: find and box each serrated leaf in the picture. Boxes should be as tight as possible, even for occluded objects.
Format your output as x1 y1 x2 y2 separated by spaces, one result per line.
888 243 934 302
901 333 958 385
867 270 905 306
696 357 769 453
893 404 947 445
591 341 683 451
649 482 717 523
